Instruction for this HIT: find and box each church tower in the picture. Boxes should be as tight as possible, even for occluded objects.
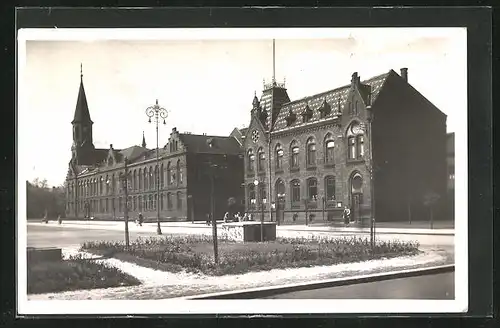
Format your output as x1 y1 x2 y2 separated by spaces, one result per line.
71 64 95 165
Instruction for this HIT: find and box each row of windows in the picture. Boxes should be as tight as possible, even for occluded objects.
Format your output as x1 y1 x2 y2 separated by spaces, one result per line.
247 133 365 172
67 161 184 197
285 98 360 127
247 176 337 206
67 192 183 214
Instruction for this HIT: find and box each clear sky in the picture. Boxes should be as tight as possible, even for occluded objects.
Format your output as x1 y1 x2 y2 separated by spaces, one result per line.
18 28 466 187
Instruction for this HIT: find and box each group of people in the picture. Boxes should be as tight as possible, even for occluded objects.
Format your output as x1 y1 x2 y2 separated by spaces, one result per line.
205 212 255 225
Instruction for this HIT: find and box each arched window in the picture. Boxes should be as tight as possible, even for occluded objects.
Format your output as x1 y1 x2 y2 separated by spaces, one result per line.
248 184 256 208
160 164 164 187
149 194 153 210
290 141 299 168
291 180 301 204
167 192 172 209
133 196 137 211
357 135 365 157
160 193 164 210
247 149 255 172
306 137 316 167
325 135 335 165
176 160 181 186
138 195 142 211
138 169 142 190
258 147 266 171
166 162 171 186
275 179 285 198
307 178 318 201
177 191 182 209
143 169 148 190
347 122 365 160
149 167 154 189
258 183 266 204
355 100 359 115
275 144 283 170
155 165 159 189
325 176 336 201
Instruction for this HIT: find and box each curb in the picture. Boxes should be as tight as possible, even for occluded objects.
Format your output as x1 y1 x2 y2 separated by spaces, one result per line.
183 264 455 300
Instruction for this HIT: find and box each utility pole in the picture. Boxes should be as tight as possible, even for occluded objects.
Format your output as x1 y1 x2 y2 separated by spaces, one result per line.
120 157 131 249
210 162 219 264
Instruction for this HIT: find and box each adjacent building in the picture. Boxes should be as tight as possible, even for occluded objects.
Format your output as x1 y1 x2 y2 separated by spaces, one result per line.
241 69 448 223
65 71 244 222
446 132 455 220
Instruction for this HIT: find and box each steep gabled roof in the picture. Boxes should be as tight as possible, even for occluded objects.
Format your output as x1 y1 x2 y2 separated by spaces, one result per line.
272 71 391 131
119 145 149 162
178 133 242 155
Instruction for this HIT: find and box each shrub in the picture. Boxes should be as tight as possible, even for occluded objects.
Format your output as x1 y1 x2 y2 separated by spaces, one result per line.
27 255 141 294
81 235 420 276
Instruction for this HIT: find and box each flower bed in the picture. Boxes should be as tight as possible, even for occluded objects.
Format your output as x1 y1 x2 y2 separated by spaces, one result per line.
27 254 141 294
81 235 420 276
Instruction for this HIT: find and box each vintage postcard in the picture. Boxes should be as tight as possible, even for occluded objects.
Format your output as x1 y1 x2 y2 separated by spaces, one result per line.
17 27 467 315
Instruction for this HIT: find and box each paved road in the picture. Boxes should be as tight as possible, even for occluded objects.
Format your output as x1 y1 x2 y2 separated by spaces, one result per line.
27 222 454 250
262 272 455 299
27 224 172 249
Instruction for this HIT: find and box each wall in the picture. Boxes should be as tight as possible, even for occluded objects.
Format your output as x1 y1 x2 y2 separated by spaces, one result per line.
372 73 447 222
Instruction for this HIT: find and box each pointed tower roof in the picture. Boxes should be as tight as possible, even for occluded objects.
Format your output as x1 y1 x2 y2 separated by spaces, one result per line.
72 63 93 124
142 131 147 148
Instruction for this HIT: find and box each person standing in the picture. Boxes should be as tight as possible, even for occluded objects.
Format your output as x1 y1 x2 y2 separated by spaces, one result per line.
138 212 144 226
343 205 351 226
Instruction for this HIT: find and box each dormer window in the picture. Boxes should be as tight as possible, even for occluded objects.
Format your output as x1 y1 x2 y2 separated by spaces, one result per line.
301 105 313 123
285 109 297 127
319 99 331 118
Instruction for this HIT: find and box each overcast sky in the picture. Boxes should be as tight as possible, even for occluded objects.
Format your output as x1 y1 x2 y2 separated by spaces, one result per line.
18 28 466 187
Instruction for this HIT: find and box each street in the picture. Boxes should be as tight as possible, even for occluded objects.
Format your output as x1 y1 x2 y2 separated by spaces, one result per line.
262 272 454 299
27 221 454 251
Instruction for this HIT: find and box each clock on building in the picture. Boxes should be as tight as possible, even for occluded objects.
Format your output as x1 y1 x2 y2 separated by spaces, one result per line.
251 130 259 143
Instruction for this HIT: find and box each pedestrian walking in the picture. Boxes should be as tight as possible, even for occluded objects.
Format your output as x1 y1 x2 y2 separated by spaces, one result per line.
138 212 144 226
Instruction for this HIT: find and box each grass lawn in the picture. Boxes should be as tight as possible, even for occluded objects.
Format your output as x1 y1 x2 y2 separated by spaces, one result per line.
27 254 141 294
81 235 421 276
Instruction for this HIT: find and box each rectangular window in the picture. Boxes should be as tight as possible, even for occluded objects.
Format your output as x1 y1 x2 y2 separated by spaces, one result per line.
357 136 365 158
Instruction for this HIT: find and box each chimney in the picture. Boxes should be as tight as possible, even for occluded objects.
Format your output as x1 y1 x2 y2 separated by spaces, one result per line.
400 68 408 82
172 127 177 133
110 144 113 149
351 72 358 88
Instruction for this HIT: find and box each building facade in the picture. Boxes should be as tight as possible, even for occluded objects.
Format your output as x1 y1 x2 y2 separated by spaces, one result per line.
446 132 455 220
241 69 448 223
65 72 243 222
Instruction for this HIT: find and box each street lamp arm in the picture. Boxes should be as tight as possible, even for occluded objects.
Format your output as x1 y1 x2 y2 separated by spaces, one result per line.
145 105 157 118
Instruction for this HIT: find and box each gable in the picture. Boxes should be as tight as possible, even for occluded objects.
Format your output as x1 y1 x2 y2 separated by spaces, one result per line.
243 115 267 149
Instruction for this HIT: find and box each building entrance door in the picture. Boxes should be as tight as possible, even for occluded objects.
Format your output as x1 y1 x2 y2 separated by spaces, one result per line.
351 193 362 223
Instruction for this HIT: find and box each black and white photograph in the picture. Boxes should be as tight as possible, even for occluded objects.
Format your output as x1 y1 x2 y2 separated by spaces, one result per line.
17 26 467 315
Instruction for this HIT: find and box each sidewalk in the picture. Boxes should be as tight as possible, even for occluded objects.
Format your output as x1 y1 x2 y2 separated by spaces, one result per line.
30 219 454 236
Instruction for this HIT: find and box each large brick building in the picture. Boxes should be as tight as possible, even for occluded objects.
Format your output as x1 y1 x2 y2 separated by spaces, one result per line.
240 68 448 223
65 71 244 222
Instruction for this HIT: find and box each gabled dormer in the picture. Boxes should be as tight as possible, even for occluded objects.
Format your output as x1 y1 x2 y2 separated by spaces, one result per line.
301 104 313 123
318 98 332 118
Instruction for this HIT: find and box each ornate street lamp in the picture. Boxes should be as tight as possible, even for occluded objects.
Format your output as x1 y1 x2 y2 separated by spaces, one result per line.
145 99 168 235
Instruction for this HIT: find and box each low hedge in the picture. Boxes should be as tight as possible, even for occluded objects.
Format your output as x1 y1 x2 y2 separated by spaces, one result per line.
82 235 420 276
27 254 141 294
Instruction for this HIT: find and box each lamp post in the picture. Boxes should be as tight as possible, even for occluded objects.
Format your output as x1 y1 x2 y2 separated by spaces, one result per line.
145 99 168 235
209 161 219 264
70 160 79 219
119 157 131 249
365 107 376 250
254 179 265 242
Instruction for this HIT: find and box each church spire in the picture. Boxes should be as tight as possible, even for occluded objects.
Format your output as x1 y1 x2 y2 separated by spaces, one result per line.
142 131 147 148
72 64 92 124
